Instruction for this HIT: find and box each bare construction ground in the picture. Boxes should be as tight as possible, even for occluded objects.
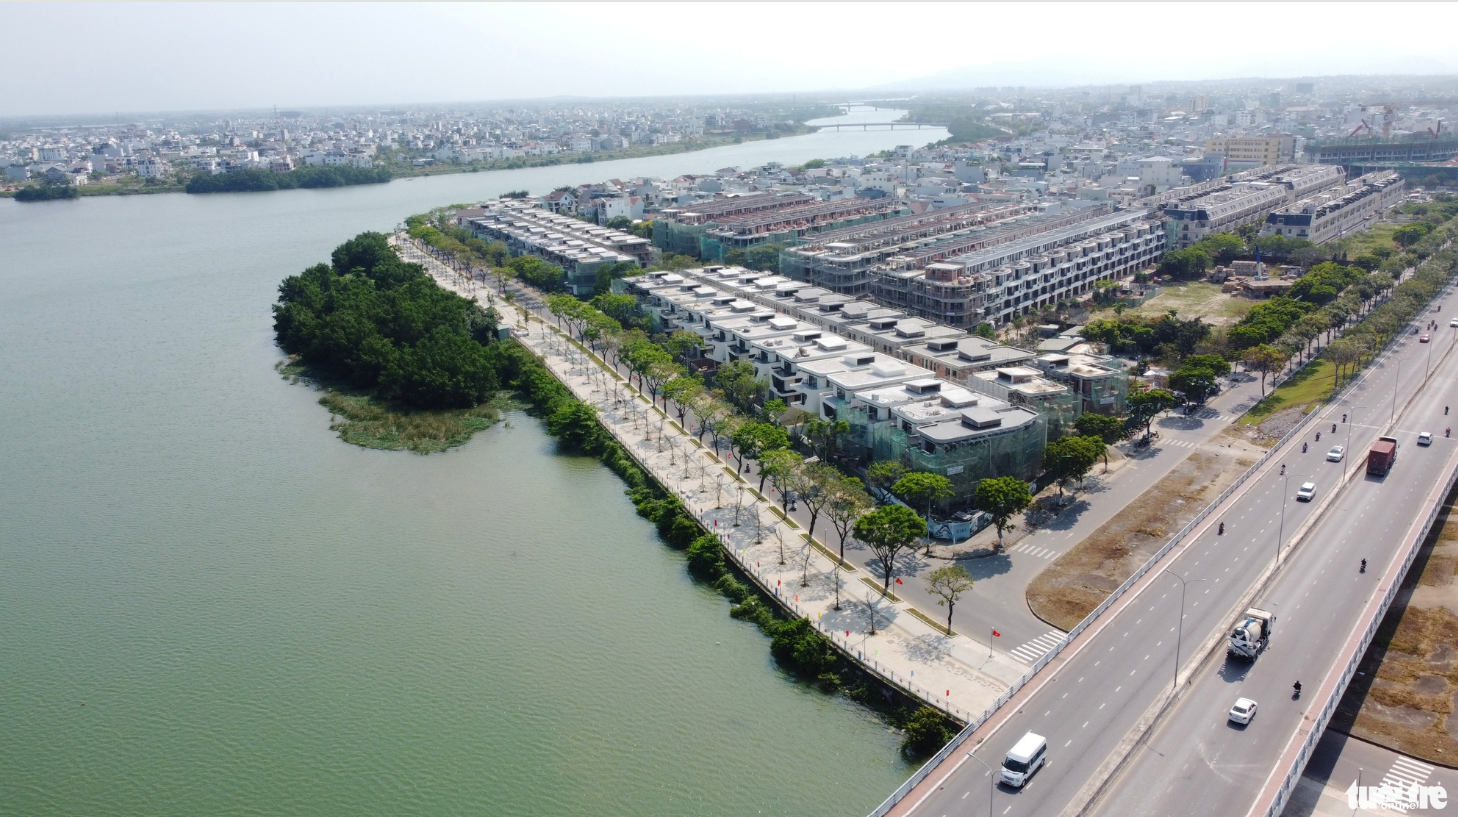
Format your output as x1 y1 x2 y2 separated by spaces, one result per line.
1332 493 1458 765
1026 438 1261 631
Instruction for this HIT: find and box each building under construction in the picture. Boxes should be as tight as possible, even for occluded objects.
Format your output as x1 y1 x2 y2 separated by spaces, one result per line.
1162 164 1346 248
466 199 651 294
778 200 1034 295
652 192 902 260
868 206 1164 328
1262 170 1406 245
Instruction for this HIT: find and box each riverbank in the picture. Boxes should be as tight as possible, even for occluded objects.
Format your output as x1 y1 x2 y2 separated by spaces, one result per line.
277 359 511 453
398 235 1032 731
386 127 814 179
0 128 812 201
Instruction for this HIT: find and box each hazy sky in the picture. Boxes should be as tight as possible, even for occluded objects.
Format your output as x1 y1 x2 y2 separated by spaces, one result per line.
3 2 1455 117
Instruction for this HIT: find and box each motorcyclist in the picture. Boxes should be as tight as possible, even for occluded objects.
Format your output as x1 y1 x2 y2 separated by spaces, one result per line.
1343 413 1348 423
1218 522 1225 535
1280 464 1286 475
1361 558 1367 573
1303 443 1308 453
1293 681 1303 695
1332 423 1337 433
1316 431 1322 441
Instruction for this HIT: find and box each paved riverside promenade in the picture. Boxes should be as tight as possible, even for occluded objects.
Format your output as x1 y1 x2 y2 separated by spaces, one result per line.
392 235 1028 723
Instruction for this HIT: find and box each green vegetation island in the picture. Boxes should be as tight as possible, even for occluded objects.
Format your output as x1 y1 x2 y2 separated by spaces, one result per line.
273 228 961 755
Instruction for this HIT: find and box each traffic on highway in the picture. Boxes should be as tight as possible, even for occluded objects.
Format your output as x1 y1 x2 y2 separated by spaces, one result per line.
889 290 1458 817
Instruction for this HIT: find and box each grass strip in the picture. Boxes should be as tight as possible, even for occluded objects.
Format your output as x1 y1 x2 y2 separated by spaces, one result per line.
859 576 901 602
905 607 958 637
804 534 858 571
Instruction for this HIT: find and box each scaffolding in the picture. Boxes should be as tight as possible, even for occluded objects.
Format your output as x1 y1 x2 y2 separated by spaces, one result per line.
901 412 1047 503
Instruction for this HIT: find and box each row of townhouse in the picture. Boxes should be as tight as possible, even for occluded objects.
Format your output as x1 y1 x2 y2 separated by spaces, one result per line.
870 208 1165 328
1261 170 1406 245
1162 164 1346 247
778 201 1036 295
625 266 1131 500
463 199 652 293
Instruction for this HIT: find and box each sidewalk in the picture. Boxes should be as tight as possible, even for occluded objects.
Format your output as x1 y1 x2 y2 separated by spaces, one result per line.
394 235 1029 723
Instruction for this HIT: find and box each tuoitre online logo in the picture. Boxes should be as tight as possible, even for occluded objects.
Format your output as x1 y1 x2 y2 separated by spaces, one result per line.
1347 780 1448 811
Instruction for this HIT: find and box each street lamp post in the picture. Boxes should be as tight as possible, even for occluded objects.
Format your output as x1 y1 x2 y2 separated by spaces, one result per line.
1392 356 1402 420
965 752 995 817
1343 405 1369 479
1276 473 1290 566
1164 569 1207 691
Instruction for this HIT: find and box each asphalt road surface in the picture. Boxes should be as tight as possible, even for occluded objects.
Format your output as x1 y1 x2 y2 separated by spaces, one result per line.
1089 316 1458 817
894 300 1457 817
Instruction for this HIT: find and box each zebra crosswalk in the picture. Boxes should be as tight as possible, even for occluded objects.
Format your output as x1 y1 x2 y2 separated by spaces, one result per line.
1379 754 1435 813
1011 543 1057 560
1009 631 1064 664
1162 438 1199 449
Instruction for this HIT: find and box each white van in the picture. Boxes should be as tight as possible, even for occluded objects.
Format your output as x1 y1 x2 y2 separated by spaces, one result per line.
1000 731 1048 788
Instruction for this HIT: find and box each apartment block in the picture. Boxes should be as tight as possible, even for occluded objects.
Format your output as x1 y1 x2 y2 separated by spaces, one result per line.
1205 134 1295 166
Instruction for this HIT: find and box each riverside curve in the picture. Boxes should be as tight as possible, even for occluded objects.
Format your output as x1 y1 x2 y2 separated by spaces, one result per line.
393 234 1028 729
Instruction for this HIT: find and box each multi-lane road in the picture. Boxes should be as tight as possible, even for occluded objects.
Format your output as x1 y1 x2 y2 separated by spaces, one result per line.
1093 317 1458 816
889 299 1458 817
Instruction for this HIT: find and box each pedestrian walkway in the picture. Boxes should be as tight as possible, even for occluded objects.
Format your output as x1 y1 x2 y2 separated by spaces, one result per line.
1008 631 1064 664
1010 543 1057 560
393 235 1030 725
1380 755 1435 814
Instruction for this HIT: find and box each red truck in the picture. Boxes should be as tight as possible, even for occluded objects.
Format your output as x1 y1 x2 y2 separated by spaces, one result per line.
1367 436 1399 476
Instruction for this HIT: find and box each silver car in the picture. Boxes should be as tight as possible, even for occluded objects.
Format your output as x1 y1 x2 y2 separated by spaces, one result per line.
1297 482 1316 502
1326 445 1344 462
1229 697 1258 724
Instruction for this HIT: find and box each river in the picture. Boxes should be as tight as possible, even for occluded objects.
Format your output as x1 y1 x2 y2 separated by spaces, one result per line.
0 117 947 817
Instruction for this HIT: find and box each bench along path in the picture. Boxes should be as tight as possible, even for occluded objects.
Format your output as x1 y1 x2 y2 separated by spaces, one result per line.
395 234 1029 724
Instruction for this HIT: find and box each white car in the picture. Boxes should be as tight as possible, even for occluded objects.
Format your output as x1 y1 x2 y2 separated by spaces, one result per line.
1419 432 1434 446
1297 482 1317 502
1229 697 1258 724
1450 318 1457 328
1326 445 1345 462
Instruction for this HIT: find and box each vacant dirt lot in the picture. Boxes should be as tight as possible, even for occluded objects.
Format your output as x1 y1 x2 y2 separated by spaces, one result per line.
1027 438 1261 630
1332 496 1458 765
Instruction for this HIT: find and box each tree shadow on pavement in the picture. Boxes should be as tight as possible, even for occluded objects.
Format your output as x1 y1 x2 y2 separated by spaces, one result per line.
953 552 1013 582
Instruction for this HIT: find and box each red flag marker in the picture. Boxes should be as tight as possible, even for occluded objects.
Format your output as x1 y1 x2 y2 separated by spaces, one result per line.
895 577 903 585
992 629 1001 637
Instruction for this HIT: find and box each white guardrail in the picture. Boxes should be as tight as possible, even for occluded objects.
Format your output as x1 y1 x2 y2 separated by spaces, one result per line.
1254 454 1458 817
869 267 1455 817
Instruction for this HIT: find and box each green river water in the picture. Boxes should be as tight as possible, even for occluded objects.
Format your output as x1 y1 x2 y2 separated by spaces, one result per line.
0 121 944 817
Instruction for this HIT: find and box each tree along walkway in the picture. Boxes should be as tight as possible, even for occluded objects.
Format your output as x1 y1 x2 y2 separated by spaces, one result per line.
396 235 1027 724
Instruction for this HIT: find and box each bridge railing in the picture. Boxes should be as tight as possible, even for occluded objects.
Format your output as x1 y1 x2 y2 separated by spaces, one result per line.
1256 449 1458 817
